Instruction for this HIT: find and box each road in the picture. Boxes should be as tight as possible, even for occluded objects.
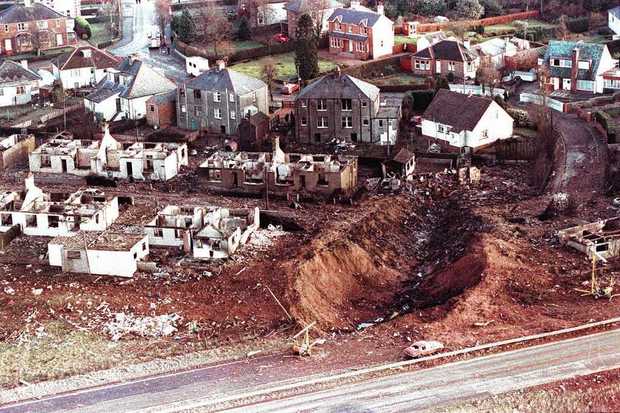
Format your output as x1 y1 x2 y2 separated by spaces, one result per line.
2 329 620 412
109 0 188 82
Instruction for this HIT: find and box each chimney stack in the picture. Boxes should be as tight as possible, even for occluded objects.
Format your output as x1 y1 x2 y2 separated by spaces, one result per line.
23 0 31 7
350 0 360 9
377 2 384 15
217 60 226 71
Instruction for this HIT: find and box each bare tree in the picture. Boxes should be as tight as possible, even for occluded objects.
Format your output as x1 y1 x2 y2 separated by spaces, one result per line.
556 14 569 40
262 58 278 101
194 5 234 58
155 0 171 42
476 59 501 95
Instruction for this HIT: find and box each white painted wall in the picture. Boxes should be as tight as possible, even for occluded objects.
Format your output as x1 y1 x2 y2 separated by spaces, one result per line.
371 17 394 59
609 9 620 35
85 94 119 121
0 82 38 107
58 67 107 90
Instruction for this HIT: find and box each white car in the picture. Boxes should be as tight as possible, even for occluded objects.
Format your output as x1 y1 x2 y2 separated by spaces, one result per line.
403 340 444 358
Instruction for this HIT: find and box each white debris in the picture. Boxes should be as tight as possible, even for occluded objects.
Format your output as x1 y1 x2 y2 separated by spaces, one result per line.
4 286 15 295
104 313 182 341
551 192 570 211
31 288 43 296
248 225 287 249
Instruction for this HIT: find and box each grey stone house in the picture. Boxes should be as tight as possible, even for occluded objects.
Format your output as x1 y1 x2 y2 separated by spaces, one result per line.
177 64 269 135
294 72 399 145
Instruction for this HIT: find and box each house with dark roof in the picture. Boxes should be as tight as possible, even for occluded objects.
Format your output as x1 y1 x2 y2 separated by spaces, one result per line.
410 39 479 80
52 45 120 90
294 71 400 145
420 89 513 150
0 59 41 107
177 62 269 135
540 40 617 94
36 0 80 18
327 1 393 60
285 0 342 37
84 56 177 121
0 0 76 56
609 5 620 35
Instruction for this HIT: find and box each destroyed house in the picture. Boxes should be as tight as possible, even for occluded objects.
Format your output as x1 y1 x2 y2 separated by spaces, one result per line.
0 176 119 237
200 137 358 197
0 134 36 170
48 229 149 277
558 217 620 260
144 205 260 260
29 127 188 181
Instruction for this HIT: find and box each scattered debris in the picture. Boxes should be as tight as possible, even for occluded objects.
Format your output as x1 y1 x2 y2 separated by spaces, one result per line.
104 313 182 341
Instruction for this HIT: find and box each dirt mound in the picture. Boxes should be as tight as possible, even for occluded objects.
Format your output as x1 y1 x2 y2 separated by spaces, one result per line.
284 196 418 330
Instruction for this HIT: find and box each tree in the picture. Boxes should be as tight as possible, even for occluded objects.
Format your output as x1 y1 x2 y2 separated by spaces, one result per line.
262 58 278 101
413 0 447 16
480 0 501 16
295 14 319 82
194 5 233 58
556 15 569 40
155 0 171 42
172 9 195 42
238 16 252 40
456 0 484 19
476 60 501 95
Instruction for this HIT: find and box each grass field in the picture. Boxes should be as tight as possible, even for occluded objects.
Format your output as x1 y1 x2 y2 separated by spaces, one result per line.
230 52 338 81
202 40 265 55
394 35 417 45
368 72 427 87
485 19 558 34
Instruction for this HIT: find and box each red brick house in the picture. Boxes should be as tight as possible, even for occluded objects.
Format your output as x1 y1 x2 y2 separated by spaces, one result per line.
146 90 176 129
0 0 76 56
327 1 393 60
410 39 479 80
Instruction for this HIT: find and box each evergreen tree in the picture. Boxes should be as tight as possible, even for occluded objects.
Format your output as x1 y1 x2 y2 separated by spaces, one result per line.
238 16 252 40
295 14 319 82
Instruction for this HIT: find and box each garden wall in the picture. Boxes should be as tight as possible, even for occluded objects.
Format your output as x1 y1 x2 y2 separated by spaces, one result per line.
175 38 296 63
415 10 539 33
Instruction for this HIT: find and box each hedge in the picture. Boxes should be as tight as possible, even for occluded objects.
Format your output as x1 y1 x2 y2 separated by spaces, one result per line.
567 17 589 33
416 10 539 33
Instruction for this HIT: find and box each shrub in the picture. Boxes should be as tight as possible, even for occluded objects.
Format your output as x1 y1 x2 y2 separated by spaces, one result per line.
74 16 91 39
566 17 589 33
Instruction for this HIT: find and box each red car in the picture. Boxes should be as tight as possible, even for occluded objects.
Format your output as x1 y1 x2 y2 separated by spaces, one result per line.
273 33 289 43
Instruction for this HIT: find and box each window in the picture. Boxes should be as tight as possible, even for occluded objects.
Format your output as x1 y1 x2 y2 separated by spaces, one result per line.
142 242 147 251
317 116 328 128
318 174 329 186
301 100 307 107
194 106 202 116
380 40 384 47
378 119 384 128
230 111 236 119
16 86 24 95
48 216 59 228
341 99 352 110
37 20 48 29
0 89 3 96
66 250 81 259
180 104 186 113
193 89 201 99
335 22 342 31
179 88 185 97
448 62 456 72
341 116 352 128
214 108 221 119
348 25 352 33
229 93 235 102
560 59 572 68
154 228 163 237
150 105 155 112
17 23 26 31
330 37 343 48
363 118 369 126
361 101 367 107
552 58 560 66
577 80 595 92
361 26 367 34
356 42 366 52
578 61 590 70
213 92 221 102
208 169 222 181
301 117 307 126
25 214 36 227
317 99 327 110
0 214 12 226
3 25 7 32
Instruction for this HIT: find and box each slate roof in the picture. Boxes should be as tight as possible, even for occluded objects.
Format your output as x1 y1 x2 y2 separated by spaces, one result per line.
297 72 380 101
0 59 41 83
413 39 478 62
0 3 63 23
543 40 606 81
328 6 389 27
422 89 494 133
392 147 414 164
285 0 342 13
185 67 267 95
54 46 120 71
148 89 176 104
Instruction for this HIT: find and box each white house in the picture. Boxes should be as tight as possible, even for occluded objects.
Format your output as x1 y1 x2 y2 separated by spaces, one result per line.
540 40 618 94
420 89 514 150
144 205 260 260
0 176 119 237
52 46 120 90
48 230 149 278
185 56 210 77
472 37 518 69
609 6 620 36
85 56 177 121
0 59 41 108
35 0 80 17
29 126 189 181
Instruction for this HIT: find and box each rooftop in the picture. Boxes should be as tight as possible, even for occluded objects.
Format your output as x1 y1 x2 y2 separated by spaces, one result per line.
50 229 146 251
422 89 496 133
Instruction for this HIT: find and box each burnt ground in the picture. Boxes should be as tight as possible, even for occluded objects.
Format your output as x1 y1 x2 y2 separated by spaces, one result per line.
0 130 619 389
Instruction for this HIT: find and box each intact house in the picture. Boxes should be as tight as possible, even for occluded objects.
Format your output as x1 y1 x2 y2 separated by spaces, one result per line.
0 134 36 170
0 0 76 56
609 5 620 36
294 72 400 145
327 1 393 60
85 56 177 121
0 59 41 107
471 37 518 69
420 89 514 151
52 45 120 90
410 39 479 80
0 175 119 238
199 137 358 198
285 0 343 37
146 90 176 129
238 0 286 28
29 126 189 181
36 0 81 18
144 205 260 260
177 63 269 135
238 112 270 150
539 40 617 94
48 229 149 277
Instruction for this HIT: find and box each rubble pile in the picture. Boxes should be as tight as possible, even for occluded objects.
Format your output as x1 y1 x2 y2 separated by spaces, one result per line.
104 313 182 341
247 225 287 249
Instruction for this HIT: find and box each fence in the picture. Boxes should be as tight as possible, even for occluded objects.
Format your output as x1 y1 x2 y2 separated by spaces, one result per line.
449 84 506 97
415 10 539 33
175 38 295 63
520 92 565 112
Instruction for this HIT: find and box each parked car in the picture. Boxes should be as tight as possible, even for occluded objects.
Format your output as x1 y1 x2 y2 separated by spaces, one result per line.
273 33 289 43
403 340 444 358
281 82 300 94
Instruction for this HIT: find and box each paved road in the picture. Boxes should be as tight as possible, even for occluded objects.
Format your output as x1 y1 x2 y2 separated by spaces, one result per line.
2 329 620 412
109 0 188 82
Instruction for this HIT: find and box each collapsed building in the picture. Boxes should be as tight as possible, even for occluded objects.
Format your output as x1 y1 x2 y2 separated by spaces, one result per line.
0 134 36 170
199 137 358 198
48 229 149 278
144 205 260 260
558 217 620 260
29 127 188 181
0 176 119 241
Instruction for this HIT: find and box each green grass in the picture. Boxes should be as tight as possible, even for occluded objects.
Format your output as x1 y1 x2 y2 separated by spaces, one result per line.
368 73 427 87
484 19 558 35
203 40 265 55
230 52 338 81
394 35 417 45
89 22 113 46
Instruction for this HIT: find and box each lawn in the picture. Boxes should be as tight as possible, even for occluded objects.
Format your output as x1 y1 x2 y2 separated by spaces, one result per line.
484 19 558 35
230 52 338 81
89 22 113 47
394 35 417 45
368 72 427 87
203 40 265 55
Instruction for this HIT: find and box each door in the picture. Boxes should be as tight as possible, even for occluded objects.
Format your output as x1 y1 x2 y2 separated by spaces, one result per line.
126 162 133 178
3 39 11 53
61 159 67 172
56 33 63 46
562 78 571 90
348 40 353 52
436 61 441 74
300 175 306 188
220 125 226 134
232 172 238 187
